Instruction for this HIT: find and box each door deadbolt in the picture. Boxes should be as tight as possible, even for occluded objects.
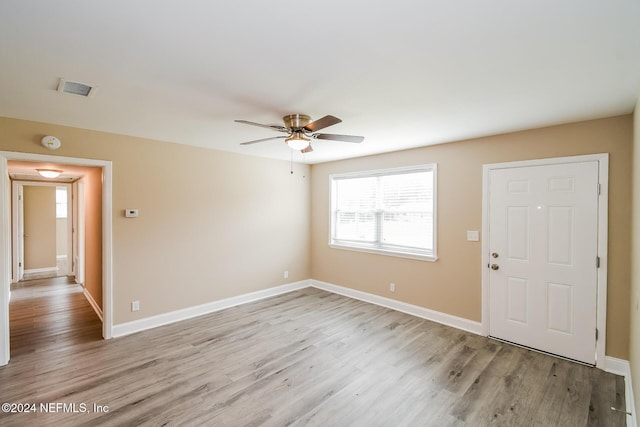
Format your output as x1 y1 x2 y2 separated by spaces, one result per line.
490 264 500 270
491 252 499 258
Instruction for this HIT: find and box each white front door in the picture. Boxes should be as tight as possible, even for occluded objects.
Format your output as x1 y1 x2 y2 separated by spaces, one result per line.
488 161 600 364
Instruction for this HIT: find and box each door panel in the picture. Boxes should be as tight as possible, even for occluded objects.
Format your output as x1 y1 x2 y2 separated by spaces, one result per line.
506 277 528 324
546 282 572 334
489 161 599 364
547 205 574 266
507 206 529 260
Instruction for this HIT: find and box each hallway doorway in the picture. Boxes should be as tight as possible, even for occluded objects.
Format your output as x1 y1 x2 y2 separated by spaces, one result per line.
0 151 113 366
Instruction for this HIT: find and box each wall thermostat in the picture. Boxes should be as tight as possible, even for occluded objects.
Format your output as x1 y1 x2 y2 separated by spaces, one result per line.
125 209 139 218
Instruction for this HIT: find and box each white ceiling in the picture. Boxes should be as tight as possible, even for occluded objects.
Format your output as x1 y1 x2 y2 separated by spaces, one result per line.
1 1 639 164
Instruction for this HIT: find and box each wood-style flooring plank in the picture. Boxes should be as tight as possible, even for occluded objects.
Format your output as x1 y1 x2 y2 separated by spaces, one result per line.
0 282 627 426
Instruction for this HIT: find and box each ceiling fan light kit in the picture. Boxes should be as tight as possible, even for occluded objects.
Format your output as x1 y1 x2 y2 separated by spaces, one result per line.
285 133 310 150
236 113 364 153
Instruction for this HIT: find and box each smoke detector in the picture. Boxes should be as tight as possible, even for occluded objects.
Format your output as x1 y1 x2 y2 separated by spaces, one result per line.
41 135 61 150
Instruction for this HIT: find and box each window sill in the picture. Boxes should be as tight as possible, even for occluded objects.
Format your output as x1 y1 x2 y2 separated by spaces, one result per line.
329 243 438 262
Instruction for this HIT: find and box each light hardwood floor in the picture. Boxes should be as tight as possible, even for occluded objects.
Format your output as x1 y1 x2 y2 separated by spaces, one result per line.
0 281 627 426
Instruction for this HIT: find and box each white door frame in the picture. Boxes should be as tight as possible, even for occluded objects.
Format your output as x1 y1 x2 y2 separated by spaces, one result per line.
11 184 24 282
12 181 73 279
481 153 608 369
72 179 86 285
0 151 113 367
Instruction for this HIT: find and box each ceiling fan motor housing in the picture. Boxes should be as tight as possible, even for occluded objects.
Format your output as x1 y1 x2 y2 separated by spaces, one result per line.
283 114 311 130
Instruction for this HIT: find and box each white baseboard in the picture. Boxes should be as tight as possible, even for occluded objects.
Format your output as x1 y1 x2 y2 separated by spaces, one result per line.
110 278 482 339
310 279 483 335
605 356 636 427
24 267 57 274
111 280 311 338
83 288 103 322
606 356 631 376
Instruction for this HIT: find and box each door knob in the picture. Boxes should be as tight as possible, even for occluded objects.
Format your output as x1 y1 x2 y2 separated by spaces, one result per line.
490 264 499 270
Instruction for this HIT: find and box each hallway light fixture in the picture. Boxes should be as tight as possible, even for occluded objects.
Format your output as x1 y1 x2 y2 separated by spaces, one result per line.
36 169 63 178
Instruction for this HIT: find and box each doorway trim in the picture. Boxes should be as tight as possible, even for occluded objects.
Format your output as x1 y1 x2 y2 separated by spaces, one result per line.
12 181 73 281
481 153 608 369
0 151 113 367
72 179 86 286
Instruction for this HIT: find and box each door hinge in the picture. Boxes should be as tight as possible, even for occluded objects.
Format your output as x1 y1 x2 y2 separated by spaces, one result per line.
598 183 601 195
596 256 600 268
596 328 599 341
18 262 22 267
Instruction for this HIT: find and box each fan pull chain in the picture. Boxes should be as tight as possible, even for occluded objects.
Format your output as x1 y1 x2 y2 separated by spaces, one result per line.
302 152 306 178
290 149 293 175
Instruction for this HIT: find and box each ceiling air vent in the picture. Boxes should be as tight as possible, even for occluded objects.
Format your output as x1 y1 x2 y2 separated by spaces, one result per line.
57 78 97 97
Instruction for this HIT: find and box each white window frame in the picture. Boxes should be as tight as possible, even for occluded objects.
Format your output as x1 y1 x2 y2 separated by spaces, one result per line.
329 164 438 262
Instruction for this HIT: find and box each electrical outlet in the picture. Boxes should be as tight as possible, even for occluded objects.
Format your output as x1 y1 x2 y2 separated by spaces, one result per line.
390 282 396 292
131 300 140 312
284 270 289 279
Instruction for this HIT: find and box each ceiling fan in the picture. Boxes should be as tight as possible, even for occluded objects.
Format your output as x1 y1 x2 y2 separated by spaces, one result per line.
235 114 364 153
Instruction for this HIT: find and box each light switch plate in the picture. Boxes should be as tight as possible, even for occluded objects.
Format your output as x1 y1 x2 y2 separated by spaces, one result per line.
467 230 480 241
125 209 139 218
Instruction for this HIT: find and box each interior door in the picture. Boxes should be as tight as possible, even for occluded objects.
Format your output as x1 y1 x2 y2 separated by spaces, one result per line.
488 161 599 364
17 184 24 281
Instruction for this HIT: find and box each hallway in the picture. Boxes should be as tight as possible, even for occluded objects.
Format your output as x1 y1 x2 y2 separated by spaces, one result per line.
9 276 102 358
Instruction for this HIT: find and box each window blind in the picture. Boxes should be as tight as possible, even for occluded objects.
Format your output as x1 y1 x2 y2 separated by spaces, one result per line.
330 165 436 260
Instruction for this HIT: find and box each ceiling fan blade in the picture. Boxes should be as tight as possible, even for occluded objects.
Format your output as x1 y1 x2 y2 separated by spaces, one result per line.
235 120 288 133
301 144 313 153
240 136 287 145
304 115 342 132
312 133 364 143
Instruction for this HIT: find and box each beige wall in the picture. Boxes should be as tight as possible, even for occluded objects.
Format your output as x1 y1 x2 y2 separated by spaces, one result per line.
84 168 103 309
23 185 56 270
310 115 632 359
2 114 631 360
630 99 640 417
0 117 311 324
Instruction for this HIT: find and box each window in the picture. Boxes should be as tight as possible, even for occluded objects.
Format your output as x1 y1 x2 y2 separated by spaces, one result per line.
330 164 437 261
56 187 67 219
